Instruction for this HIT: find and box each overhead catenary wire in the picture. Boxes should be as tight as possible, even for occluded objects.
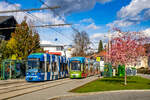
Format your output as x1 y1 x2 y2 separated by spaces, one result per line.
38 0 81 34
0 6 60 13
0 24 71 30
3 0 73 44
38 0 97 52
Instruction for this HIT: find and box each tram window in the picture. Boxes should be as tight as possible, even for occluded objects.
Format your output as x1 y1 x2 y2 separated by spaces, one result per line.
71 63 81 71
46 62 50 72
54 62 57 72
52 62 58 72
52 62 54 72
64 64 67 71
40 61 45 72
60 63 63 72
83 64 85 72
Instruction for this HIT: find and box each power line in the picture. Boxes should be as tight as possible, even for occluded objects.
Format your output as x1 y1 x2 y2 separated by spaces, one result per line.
3 0 72 46
0 24 71 30
38 0 81 34
0 7 60 13
3 0 73 43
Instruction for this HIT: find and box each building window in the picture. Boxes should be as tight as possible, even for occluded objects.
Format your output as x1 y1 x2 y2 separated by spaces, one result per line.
56 47 63 51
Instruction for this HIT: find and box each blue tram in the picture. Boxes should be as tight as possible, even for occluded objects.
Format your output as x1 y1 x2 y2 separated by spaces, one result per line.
26 53 69 82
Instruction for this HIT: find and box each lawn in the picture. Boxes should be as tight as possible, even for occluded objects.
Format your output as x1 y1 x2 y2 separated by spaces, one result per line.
71 76 150 93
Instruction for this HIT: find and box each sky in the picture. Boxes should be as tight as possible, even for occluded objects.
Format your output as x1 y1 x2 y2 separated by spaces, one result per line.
0 0 150 49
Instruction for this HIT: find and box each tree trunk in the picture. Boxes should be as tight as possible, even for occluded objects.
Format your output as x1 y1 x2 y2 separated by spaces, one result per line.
124 67 127 85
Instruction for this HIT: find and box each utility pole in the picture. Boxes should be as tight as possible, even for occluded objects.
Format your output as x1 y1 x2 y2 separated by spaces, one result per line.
104 30 111 63
108 30 111 63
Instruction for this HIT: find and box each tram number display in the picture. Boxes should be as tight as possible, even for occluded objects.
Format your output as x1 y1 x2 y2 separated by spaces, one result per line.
71 61 80 63
28 58 39 61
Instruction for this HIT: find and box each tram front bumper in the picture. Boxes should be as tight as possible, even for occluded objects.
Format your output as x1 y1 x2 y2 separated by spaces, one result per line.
26 76 43 82
70 72 82 78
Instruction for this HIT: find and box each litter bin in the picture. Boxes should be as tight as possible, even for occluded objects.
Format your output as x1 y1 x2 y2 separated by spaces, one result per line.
118 65 125 77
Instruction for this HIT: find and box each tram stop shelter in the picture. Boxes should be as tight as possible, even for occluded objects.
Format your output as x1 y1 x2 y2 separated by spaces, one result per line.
1 59 26 80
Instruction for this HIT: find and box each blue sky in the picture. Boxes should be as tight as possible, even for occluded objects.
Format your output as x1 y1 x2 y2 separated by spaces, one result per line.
0 0 150 46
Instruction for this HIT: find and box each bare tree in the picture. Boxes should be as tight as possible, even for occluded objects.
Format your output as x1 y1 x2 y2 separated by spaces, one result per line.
72 31 90 57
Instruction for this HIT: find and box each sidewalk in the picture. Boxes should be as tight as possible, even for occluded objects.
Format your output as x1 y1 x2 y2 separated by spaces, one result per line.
137 74 150 79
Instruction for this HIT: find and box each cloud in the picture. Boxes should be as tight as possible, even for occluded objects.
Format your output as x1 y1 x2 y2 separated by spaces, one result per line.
43 0 112 16
117 0 150 19
86 23 100 30
90 33 109 43
108 0 150 27
79 18 94 23
0 1 25 23
107 19 139 27
142 28 150 37
32 12 64 24
74 18 101 31
0 1 65 25
91 33 105 39
97 0 112 4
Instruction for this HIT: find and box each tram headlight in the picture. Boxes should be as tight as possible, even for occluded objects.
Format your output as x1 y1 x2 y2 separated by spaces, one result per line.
72 74 79 76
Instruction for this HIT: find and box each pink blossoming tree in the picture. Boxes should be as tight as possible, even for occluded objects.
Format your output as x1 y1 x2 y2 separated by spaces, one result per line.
109 28 149 85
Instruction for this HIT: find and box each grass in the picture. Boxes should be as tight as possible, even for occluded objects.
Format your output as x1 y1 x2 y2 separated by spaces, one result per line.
71 76 150 93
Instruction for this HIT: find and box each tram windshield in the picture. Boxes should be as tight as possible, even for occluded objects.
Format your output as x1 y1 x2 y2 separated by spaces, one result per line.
27 59 40 71
71 61 81 71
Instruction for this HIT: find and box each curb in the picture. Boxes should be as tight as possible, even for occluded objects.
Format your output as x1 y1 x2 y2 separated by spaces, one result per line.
49 90 150 100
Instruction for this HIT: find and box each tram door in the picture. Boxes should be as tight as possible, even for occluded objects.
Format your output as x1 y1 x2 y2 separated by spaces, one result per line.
51 56 59 80
46 59 50 80
64 63 68 77
60 62 63 78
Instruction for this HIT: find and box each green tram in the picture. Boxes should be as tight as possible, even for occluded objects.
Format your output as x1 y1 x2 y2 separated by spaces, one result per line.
69 57 89 78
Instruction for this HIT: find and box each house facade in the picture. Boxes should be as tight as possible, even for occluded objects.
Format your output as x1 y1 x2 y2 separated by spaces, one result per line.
0 16 17 40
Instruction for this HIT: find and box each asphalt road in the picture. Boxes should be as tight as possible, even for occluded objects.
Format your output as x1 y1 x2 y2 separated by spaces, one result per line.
57 90 150 100
10 76 98 100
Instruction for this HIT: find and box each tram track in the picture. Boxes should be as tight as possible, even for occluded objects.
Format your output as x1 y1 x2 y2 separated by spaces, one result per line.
0 80 26 86
0 81 31 90
0 78 70 94
0 78 73 100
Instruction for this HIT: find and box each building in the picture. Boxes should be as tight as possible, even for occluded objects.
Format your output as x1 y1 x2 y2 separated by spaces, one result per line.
40 44 64 55
40 43 73 58
0 16 17 40
127 56 149 69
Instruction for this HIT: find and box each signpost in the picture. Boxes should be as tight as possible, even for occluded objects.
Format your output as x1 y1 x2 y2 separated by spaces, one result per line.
96 57 100 62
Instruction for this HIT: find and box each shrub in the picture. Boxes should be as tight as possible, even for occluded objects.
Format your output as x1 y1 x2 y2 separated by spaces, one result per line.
137 68 150 74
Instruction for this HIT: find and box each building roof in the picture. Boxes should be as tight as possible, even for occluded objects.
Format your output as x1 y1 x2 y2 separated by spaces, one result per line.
40 44 64 47
96 51 106 57
0 16 16 25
